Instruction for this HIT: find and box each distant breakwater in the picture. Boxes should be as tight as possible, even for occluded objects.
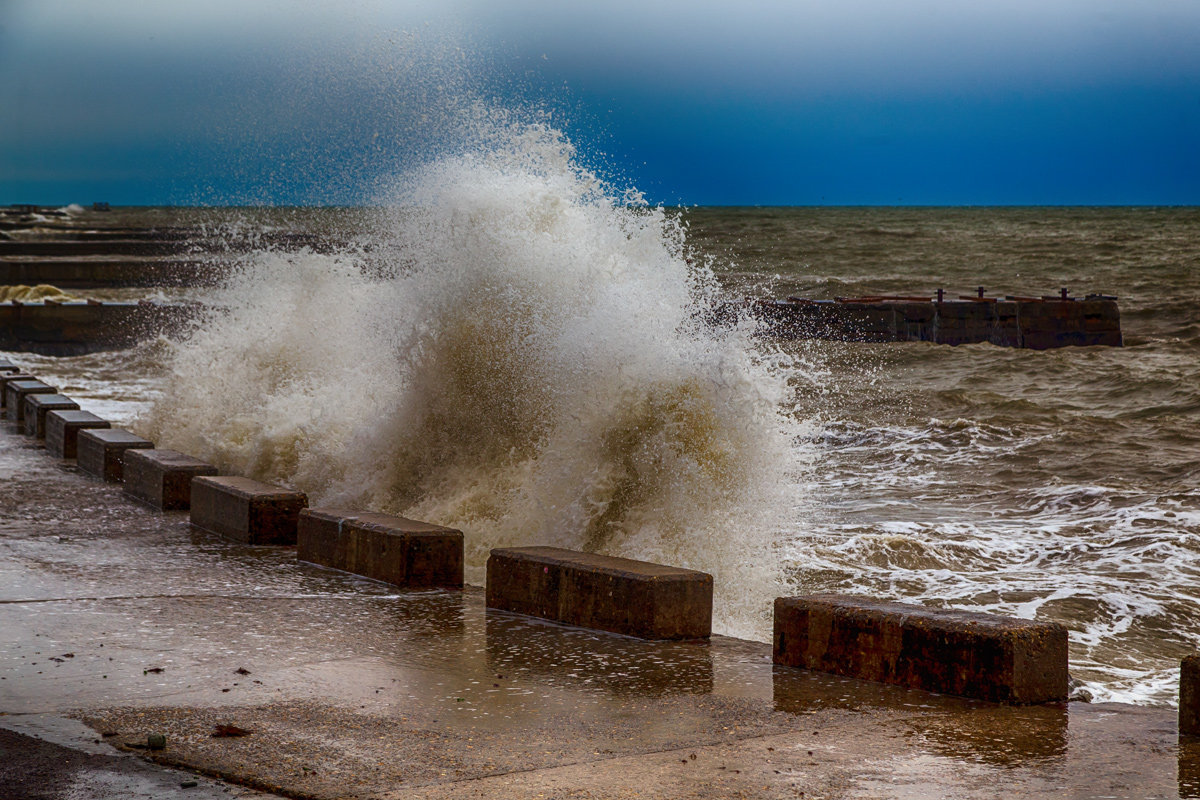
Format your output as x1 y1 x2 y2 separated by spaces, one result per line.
728 292 1122 349
1 204 1122 355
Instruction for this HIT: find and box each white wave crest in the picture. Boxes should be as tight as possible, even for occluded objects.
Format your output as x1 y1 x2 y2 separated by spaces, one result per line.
143 113 804 638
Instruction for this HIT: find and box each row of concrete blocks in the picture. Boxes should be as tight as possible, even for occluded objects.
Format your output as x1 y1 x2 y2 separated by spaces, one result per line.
0 359 1170 713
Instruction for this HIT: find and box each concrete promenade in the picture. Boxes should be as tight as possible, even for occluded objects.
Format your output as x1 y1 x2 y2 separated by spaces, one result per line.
0 430 1195 799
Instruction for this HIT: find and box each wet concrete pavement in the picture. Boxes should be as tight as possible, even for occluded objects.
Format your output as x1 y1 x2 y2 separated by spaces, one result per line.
0 715 274 799
1 428 1196 798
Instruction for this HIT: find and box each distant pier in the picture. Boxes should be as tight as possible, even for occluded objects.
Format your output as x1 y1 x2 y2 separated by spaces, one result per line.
0 301 195 356
739 290 1122 349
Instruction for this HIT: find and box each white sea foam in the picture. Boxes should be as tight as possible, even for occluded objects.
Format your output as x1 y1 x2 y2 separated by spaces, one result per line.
143 113 804 638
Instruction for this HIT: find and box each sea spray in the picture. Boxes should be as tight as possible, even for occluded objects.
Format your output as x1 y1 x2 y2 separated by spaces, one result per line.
144 117 803 638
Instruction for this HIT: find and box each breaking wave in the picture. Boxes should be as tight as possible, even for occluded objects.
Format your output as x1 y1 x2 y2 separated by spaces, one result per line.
143 114 803 638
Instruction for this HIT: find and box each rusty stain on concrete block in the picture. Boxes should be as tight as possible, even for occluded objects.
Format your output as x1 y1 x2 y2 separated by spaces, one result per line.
773 594 1068 704
123 448 218 511
298 508 464 589
190 475 307 545
486 546 713 640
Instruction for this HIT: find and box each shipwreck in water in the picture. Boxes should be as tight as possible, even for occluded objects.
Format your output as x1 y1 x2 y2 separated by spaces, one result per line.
731 288 1122 349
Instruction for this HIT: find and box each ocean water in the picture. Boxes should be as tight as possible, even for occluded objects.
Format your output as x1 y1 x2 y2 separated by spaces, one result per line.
9 143 1199 707
685 206 1200 705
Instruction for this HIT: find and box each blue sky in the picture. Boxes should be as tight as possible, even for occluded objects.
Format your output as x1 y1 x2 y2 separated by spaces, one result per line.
1 0 1197 205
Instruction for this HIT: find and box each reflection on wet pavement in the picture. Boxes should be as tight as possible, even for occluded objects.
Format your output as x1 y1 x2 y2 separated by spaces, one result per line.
773 668 1070 768
1182 737 1200 799
485 610 715 696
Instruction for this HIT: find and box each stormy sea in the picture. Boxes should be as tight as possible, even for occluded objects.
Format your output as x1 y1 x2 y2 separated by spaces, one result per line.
11 139 1199 708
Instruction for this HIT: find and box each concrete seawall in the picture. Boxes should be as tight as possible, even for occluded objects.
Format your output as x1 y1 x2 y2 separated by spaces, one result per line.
0 239 191 257
3 218 1123 354
0 258 219 288
3 358 1092 710
0 211 1187 797
0 302 196 355
742 295 1122 349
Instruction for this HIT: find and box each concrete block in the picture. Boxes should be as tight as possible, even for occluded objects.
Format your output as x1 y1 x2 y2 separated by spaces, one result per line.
190 476 308 544
298 508 464 588
0 373 36 409
77 428 154 482
122 448 218 511
773 594 1068 704
0 359 18 373
45 410 111 458
23 394 79 438
486 546 713 640
5 379 56 422
1182 655 1200 736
